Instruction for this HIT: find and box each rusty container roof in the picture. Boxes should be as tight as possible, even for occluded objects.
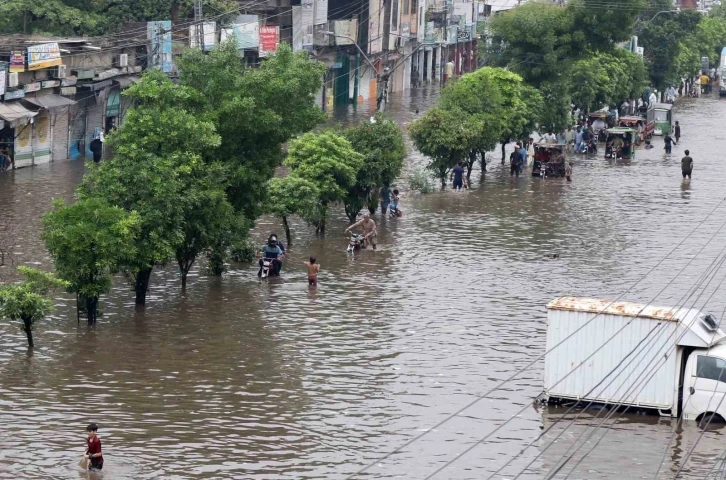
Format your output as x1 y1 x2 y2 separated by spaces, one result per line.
547 297 689 322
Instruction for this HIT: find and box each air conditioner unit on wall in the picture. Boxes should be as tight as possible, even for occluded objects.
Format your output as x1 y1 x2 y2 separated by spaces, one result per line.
56 65 67 79
8 72 18 88
116 54 128 68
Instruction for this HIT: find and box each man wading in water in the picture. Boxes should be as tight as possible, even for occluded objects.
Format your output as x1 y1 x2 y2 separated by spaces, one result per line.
345 213 378 250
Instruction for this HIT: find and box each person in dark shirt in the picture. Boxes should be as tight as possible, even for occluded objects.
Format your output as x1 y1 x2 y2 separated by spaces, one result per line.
664 133 673 154
450 162 466 190
379 185 392 214
681 150 693 180
85 423 103 471
89 138 103 163
674 121 681 144
509 149 522 177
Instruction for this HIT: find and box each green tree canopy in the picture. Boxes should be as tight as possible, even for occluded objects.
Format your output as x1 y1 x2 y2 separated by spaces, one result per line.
284 131 364 232
43 198 140 324
341 114 406 221
0 267 68 348
265 176 320 246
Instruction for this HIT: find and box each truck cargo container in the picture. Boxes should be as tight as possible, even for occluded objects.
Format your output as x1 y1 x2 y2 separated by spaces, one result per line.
543 297 726 422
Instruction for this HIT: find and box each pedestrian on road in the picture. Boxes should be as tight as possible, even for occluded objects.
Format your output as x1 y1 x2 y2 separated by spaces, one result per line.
674 121 681 144
510 148 522 178
451 162 466 190
565 126 575 152
664 133 674 154
380 185 392 214
518 142 528 173
574 127 584 153
84 423 104 471
527 137 535 163
90 137 103 163
682 150 693 180
304 257 320 287
565 162 573 182
542 130 557 144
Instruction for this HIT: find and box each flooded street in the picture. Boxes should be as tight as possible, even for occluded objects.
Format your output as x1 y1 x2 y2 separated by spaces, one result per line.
3 88 726 479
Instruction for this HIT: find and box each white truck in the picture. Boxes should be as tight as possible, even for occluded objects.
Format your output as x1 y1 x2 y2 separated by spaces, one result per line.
543 297 726 423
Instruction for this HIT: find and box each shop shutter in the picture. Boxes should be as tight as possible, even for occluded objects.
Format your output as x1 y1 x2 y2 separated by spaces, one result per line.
14 122 33 168
51 107 70 162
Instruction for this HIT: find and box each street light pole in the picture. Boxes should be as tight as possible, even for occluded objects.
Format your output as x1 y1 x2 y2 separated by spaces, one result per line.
322 31 390 112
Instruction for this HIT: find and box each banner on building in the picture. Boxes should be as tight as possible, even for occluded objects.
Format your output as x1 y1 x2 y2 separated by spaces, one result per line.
10 52 24 73
314 0 328 26
190 22 217 51
259 26 280 57
369 0 384 54
221 15 260 50
293 0 314 52
0 62 7 97
333 19 358 46
147 21 173 73
27 43 62 71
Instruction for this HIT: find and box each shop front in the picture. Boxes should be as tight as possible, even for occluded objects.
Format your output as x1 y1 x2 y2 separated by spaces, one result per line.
23 94 77 162
0 101 39 169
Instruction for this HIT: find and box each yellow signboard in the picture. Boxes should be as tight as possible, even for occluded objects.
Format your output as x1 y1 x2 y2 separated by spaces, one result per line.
27 43 62 71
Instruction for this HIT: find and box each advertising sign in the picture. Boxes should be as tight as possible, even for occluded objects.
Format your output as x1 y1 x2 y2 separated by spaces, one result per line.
369 0 384 54
27 43 62 71
10 52 24 73
0 62 7 97
259 26 280 57
24 82 41 93
190 22 217 51
333 19 358 46
314 0 328 26
4 89 25 100
221 15 260 50
147 21 173 73
41 80 60 88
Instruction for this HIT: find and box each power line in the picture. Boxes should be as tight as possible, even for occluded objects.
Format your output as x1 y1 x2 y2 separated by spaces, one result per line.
346 196 726 479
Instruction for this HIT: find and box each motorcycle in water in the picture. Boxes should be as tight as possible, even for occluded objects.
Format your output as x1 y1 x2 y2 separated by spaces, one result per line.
346 233 366 253
260 258 274 279
389 205 403 218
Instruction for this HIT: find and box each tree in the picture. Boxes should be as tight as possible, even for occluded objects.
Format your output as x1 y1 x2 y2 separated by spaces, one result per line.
43 198 140 324
284 131 364 232
265 176 320 246
81 71 222 304
178 41 326 221
409 107 477 188
341 114 406 221
569 51 646 114
568 0 647 50
0 267 68 348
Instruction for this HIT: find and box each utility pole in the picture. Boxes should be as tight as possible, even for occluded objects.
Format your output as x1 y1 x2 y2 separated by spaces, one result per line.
194 0 204 50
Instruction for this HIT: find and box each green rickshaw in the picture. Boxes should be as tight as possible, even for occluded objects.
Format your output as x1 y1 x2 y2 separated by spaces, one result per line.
652 103 673 136
605 128 636 160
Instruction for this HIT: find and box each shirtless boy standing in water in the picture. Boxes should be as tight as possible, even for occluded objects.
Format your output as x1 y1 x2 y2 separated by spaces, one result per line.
304 257 320 287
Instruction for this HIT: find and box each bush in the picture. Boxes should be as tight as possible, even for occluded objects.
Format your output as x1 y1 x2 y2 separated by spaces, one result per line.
230 240 257 263
408 168 435 194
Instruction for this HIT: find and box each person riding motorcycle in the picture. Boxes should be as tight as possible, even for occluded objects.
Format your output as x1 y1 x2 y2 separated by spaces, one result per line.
258 234 284 276
345 213 378 250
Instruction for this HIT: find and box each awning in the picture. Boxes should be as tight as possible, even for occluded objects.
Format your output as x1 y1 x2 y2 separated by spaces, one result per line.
0 101 39 123
23 94 76 109
78 79 113 91
113 76 141 89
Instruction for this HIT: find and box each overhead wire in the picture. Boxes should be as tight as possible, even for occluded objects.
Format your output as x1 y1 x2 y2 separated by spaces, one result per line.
422 213 726 480
485 218 726 480
347 196 726 479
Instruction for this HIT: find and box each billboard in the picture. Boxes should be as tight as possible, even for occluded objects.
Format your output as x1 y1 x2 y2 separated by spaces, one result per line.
221 15 260 50
147 21 173 73
259 26 280 57
314 0 328 25
333 19 358 46
9 52 24 73
190 22 217 51
368 0 384 54
27 43 62 71
0 62 6 96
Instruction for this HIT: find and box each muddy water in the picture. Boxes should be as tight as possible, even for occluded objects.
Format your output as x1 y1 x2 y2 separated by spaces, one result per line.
1 87 726 479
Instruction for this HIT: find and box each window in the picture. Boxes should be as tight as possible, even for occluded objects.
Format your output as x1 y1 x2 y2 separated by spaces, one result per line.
392 0 399 30
697 356 726 382
654 110 669 121
403 0 410 16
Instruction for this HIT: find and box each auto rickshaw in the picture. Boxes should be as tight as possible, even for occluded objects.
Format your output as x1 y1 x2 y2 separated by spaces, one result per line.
605 128 637 160
618 116 646 144
532 144 567 178
652 103 674 136
588 112 611 141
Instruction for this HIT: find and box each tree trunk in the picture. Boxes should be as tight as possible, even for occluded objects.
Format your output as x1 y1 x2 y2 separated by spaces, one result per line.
135 267 153 305
85 296 99 326
282 216 292 247
22 316 33 348
466 151 476 179
480 150 487 172
171 0 180 22
501 141 507 164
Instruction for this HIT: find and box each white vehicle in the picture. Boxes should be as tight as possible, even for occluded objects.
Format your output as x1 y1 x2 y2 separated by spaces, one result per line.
719 47 726 97
543 297 726 423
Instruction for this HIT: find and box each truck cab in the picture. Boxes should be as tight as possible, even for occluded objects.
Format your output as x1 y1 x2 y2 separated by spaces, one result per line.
682 343 726 422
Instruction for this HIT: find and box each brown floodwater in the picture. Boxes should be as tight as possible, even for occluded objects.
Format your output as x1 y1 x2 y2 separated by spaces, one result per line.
2 87 726 479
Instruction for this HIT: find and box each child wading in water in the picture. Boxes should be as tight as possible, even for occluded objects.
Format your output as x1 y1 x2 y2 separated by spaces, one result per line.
85 423 103 471
565 162 573 182
304 257 320 287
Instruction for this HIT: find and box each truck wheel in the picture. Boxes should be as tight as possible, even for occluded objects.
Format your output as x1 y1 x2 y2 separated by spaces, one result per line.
698 413 724 427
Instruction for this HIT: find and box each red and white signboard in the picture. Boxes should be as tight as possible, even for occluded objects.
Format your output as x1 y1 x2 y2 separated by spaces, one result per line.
259 26 280 58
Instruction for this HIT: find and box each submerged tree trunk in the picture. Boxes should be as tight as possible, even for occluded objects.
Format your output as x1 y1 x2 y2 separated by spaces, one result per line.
22 316 33 348
135 267 153 305
501 141 507 164
178 259 194 290
282 215 292 247
479 150 487 172
466 151 477 179
85 296 99 326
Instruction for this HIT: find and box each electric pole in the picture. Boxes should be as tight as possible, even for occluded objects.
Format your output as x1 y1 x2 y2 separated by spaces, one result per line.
194 0 204 49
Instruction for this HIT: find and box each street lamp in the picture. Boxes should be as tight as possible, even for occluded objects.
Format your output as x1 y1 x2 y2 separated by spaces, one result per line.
321 31 391 111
